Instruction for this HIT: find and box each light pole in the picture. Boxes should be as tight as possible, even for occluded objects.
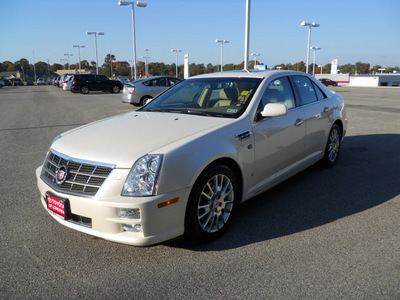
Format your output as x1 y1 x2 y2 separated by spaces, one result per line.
109 48 114 78
215 39 229 72
86 31 104 75
60 58 67 72
171 49 182 77
244 0 251 70
310 46 321 77
319 65 323 75
64 53 73 73
143 48 150 77
128 60 134 79
73 45 85 73
251 52 260 68
142 49 150 77
118 0 147 80
301 21 320 74
33 50 37 81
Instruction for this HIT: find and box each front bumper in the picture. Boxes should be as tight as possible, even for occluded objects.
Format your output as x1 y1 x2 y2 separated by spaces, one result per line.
36 166 189 246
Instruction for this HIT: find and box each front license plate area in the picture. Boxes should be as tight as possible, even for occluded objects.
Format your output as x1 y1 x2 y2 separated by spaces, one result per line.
46 193 71 220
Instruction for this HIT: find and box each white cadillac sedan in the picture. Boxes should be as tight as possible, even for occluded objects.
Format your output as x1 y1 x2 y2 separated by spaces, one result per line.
36 70 347 246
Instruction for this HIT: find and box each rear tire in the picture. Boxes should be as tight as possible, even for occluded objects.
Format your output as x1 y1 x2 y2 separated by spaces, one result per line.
112 85 120 93
140 96 152 106
321 124 341 167
81 86 89 94
184 165 238 242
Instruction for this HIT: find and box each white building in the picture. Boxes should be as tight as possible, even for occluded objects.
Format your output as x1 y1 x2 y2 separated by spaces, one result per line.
349 74 400 87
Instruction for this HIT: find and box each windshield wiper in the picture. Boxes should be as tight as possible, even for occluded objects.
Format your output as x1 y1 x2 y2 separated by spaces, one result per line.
179 109 212 117
144 109 169 112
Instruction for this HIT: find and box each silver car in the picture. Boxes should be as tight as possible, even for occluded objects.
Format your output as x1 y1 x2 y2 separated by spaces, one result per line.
37 78 46 85
121 76 182 106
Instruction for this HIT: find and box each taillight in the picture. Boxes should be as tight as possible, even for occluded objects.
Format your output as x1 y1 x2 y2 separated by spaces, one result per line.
73 80 76 83
129 87 135 94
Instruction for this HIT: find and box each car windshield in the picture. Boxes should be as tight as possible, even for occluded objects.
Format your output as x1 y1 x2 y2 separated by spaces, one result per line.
141 77 262 118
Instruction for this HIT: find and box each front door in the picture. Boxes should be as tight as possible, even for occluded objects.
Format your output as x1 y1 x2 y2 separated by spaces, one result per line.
251 76 306 194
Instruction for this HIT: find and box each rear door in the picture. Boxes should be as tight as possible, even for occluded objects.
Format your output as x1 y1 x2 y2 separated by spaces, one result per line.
291 75 332 160
152 77 170 97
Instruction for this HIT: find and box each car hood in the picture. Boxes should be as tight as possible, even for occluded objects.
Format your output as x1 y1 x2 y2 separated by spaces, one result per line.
51 111 231 168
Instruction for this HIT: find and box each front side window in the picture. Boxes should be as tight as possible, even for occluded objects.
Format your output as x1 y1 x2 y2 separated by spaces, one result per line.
260 76 296 110
141 77 262 118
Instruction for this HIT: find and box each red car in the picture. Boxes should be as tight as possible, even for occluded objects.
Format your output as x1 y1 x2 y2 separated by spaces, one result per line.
319 78 338 87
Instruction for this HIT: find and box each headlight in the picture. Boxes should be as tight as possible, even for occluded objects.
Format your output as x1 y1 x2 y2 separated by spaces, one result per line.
122 154 163 196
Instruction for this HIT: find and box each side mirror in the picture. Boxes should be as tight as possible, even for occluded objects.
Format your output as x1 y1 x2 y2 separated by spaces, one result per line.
260 103 288 118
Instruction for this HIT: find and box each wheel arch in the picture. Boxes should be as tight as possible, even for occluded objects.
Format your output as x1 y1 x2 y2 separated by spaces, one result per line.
192 157 244 202
332 119 344 138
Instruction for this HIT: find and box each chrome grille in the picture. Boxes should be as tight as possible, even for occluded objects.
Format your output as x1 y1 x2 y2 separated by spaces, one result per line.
41 149 115 197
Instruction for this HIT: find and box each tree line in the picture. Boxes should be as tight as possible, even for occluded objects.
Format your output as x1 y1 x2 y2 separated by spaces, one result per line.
1 57 399 80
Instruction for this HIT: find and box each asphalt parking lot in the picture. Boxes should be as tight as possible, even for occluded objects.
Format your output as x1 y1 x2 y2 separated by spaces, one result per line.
0 85 399 299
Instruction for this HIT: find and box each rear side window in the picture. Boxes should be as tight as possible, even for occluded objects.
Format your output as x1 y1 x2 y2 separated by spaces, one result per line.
143 79 158 86
292 76 318 105
169 78 180 85
97 75 108 80
311 81 326 100
158 77 167 86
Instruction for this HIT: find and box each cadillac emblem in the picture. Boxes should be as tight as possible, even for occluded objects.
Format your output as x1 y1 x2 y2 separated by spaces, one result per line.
55 165 70 185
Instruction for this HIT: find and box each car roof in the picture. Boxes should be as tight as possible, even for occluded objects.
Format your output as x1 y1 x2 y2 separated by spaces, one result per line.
190 70 308 80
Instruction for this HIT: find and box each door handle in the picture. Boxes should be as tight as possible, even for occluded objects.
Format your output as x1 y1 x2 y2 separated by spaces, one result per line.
294 118 304 127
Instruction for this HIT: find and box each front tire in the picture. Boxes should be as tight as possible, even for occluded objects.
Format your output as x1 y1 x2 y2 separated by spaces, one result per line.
322 124 341 167
184 165 238 242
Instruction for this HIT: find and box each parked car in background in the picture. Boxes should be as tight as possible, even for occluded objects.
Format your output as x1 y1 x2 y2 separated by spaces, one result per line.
122 76 182 106
0 79 4 88
53 76 60 87
12 78 23 86
36 70 347 246
3 79 12 86
319 78 338 87
37 78 46 85
115 77 131 84
62 76 74 91
58 74 73 89
26 80 34 86
70 74 123 94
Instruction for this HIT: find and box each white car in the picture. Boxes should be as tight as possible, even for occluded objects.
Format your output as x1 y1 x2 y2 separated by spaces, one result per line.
59 74 73 89
36 70 347 246
62 76 73 91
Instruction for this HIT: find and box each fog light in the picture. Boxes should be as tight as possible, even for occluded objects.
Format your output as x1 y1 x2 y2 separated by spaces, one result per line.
122 224 142 233
119 208 140 219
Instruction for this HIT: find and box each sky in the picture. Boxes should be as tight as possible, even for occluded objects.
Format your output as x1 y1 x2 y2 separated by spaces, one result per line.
1 0 399 68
